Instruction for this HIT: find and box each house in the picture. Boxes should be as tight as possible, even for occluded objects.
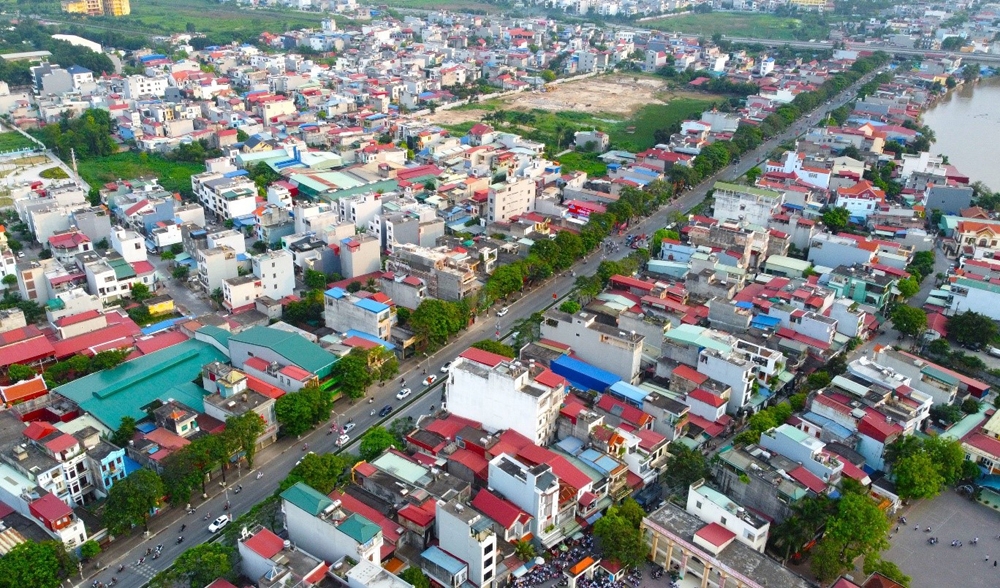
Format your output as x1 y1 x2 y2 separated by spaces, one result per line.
835 180 885 221
324 287 393 340
487 454 561 547
539 310 643 384
280 482 383 565
686 480 770 553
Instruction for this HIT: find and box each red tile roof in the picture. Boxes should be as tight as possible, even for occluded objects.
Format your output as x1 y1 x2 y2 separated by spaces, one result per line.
51 322 136 360
398 500 436 527
533 368 566 389
31 492 72 522
54 309 101 327
135 331 188 355
686 414 724 437
243 356 271 372
279 364 313 381
597 395 652 427
688 388 726 408
472 489 530 529
788 465 827 494
131 261 156 275
449 448 488 479
459 347 509 368
0 336 55 367
48 231 90 249
672 364 708 385
695 522 736 547
858 409 903 443
244 528 285 559
44 433 78 454
0 375 47 404
328 490 400 542
246 374 284 399
23 421 57 440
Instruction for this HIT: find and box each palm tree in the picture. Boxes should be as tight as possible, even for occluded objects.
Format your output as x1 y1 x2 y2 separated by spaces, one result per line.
514 540 536 562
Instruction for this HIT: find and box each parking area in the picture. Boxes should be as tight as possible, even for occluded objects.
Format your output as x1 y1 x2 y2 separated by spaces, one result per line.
884 490 1000 588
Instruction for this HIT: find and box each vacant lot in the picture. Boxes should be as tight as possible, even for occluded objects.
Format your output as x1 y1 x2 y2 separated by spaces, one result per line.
644 13 819 41
430 75 717 152
77 152 204 197
0 132 37 154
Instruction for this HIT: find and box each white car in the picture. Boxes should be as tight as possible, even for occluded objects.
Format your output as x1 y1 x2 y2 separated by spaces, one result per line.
496 306 510 317
343 422 356 433
396 388 412 400
209 515 230 533
440 361 453 373
337 434 350 446
423 375 437 386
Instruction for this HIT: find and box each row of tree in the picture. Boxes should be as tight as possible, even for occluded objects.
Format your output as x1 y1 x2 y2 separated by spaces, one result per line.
8 348 130 389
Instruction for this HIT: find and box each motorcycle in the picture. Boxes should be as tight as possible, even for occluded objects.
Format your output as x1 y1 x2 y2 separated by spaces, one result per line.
370 409 376 416
256 471 263 479
176 537 184 545
180 524 186 532
302 443 308 451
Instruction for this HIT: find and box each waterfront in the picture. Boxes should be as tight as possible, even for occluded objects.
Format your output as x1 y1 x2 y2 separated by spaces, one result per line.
922 76 1000 191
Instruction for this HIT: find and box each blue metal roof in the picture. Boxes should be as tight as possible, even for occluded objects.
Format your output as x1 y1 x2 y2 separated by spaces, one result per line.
751 315 781 330
355 298 389 313
550 355 619 392
609 381 648 406
422 546 466 575
325 287 346 299
224 169 249 178
141 316 187 335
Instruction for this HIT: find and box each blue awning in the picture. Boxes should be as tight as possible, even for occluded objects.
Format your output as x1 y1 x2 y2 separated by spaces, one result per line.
585 511 603 525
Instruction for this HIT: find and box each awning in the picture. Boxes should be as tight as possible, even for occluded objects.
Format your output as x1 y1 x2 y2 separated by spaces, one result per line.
585 511 603 525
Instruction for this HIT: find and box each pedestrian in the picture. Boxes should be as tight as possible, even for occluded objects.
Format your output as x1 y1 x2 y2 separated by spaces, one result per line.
986 556 990 562
895 526 899 533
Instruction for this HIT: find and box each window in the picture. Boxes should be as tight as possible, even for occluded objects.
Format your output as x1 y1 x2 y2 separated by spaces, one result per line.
695 501 702 510
484 543 493 554
720 516 727 525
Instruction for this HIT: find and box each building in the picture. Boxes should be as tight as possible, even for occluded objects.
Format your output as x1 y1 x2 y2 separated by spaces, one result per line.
280 482 383 565
61 0 128 16
229 325 338 379
123 74 168 99
201 362 278 449
540 310 643 384
487 454 561 547
835 180 885 221
436 498 498 588
324 287 393 340
191 171 258 221
447 348 567 445
759 424 844 486
488 178 536 224
711 182 784 227
686 480 770 553
826 264 898 311
252 249 295 299
386 244 480 302
335 236 382 280
197 246 239 293
110 227 146 264
238 526 329 587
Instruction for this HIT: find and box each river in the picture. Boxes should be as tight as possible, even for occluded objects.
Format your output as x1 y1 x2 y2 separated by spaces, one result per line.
921 76 1000 191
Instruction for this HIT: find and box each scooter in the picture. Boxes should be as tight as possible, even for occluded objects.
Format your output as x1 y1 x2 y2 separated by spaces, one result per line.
180 524 186 532
370 409 376 416
176 536 184 545
256 471 263 479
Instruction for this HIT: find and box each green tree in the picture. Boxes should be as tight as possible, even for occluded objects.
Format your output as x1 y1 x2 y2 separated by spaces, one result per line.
559 300 581 314
399 567 431 588
331 352 371 400
1 274 16 290
928 338 950 356
616 498 646 529
662 444 710 492
470 339 516 358
6 363 35 384
110 416 137 448
947 310 999 347
593 508 647 568
0 540 71 588
359 426 399 461
225 411 266 469
962 397 982 414
894 451 944 500
160 449 201 506
91 348 130 371
103 469 164 535
890 305 926 338
156 543 235 588
863 554 911 587
809 539 847 583
79 539 101 561
821 206 851 232
172 265 190 280
540 69 556 82
821 492 889 572
130 282 153 302
304 269 328 290
896 276 919 299
279 452 355 494
346 281 362 293
513 539 536 562
275 384 333 436
806 371 833 391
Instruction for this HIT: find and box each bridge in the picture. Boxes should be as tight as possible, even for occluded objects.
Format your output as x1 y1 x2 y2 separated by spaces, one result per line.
720 35 1000 65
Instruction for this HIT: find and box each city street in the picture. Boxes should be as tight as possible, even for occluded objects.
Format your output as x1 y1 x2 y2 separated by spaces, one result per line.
82 68 887 588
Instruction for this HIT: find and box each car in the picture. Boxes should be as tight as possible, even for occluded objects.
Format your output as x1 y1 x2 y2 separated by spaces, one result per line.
337 434 350 446
343 422 356 433
396 388 412 400
496 306 510 317
423 375 437 386
16 252 23 258
208 515 230 533
440 361 453 373
378 405 393 417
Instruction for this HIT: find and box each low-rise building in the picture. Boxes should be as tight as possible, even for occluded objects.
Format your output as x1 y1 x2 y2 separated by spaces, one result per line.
540 310 643 384
324 287 393 340
686 480 770 553
280 482 383 565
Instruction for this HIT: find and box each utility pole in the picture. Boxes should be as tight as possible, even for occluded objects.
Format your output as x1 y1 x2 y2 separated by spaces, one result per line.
70 147 78 174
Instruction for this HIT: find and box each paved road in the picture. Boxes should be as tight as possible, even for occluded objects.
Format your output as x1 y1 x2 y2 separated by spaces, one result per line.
86 68 886 588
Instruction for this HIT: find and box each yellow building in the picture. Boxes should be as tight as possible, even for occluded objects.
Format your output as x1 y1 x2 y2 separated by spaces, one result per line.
789 0 828 8
61 0 129 16
144 295 175 316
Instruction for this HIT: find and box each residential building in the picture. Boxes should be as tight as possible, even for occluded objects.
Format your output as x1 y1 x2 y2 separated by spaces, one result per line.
281 482 383 565
323 287 393 340
386 244 481 302
686 480 770 553
759 424 844 486
825 264 898 311
191 171 258 221
334 236 382 280
110 227 146 264
711 182 784 227
123 74 168 99
487 454 561 547
436 498 498 588
378 272 426 310
447 348 567 446
251 249 295 299
539 310 643 384
238 527 328 587
47 230 91 264
197 246 239 292
835 180 885 221
201 362 279 449
488 178 536 224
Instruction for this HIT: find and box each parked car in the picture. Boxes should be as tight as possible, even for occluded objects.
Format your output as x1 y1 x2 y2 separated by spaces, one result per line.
378 405 393 417
208 515 230 533
423 375 437 386
396 388 412 400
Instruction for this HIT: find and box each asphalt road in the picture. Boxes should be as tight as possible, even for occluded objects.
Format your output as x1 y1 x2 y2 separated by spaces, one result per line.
86 68 886 588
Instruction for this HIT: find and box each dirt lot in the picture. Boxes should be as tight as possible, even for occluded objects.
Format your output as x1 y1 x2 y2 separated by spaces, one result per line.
429 74 696 126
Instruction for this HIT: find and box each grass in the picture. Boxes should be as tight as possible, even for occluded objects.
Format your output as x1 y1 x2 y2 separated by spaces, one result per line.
553 152 607 176
77 152 204 197
440 121 478 136
39 167 69 180
369 0 497 10
643 13 818 41
0 132 37 154
608 98 714 150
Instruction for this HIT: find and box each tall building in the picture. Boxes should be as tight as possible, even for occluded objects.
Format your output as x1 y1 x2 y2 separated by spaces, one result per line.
61 0 129 16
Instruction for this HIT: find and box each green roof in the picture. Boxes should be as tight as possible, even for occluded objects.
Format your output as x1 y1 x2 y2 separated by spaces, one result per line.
713 181 782 199
198 325 231 348
280 481 333 516
765 255 812 272
338 513 380 544
108 257 136 280
53 340 226 429
230 326 338 377
663 324 731 354
955 277 1000 295
921 365 959 387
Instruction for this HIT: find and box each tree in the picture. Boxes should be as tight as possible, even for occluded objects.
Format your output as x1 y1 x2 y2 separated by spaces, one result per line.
225 411 266 468
91 348 130 371
400 567 431 588
331 352 371 400
540 69 556 82
470 339 516 358
0 540 71 588
110 416 137 448
662 444 710 492
346 281 362 293
962 397 982 414
559 300 581 314
304 269 328 290
79 539 100 561
161 449 202 506
6 363 35 384
360 426 399 461
280 452 354 494
894 451 944 500
130 282 153 302
863 554 911 587
1 274 16 290
158 543 235 588
822 206 851 232
896 276 919 299
103 469 164 535
616 498 646 529
947 310 999 347
745 166 762 184
593 508 647 568
513 539 536 562
275 384 334 437
890 305 926 338
928 338 950 356
805 371 831 390
823 492 890 565
172 265 190 280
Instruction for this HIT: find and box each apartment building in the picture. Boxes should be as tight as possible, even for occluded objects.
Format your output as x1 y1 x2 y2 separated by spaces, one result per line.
386 243 480 302
281 482 383 565
123 74 168 99
197 246 239 292
191 171 258 221
251 249 295 299
711 182 784 227
436 498 499 588
447 349 567 445
487 177 536 224
110 227 146 264
487 454 561 547
759 424 844 486
539 310 644 384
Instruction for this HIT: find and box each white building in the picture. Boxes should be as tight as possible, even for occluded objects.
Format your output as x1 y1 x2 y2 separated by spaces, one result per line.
711 182 784 227
323 286 393 340
191 171 258 220
197 246 239 292
110 227 147 264
447 349 567 446
123 74 169 99
487 454 561 547
436 499 498 588
252 249 295 299
487 178 536 224
686 480 770 553
806 232 875 269
207 228 247 255
540 310 643 384
759 424 844 485
281 481 383 565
